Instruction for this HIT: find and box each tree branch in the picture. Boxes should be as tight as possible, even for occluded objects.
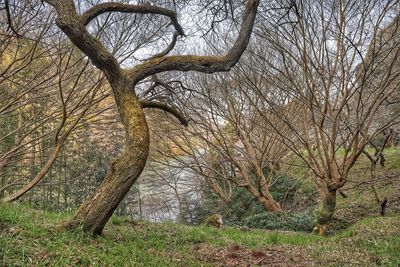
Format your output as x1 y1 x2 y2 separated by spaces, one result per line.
127 0 260 83
140 100 189 126
43 0 122 82
0 181 23 193
81 3 185 36
147 31 180 60
4 0 20 37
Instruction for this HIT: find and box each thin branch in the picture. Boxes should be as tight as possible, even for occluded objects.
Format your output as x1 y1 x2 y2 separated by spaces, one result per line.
81 3 185 36
4 0 20 37
140 100 189 126
0 181 23 193
147 31 180 60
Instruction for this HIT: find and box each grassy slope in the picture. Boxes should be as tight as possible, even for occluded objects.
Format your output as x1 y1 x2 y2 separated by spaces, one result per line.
1 149 399 266
1 204 399 266
335 148 400 221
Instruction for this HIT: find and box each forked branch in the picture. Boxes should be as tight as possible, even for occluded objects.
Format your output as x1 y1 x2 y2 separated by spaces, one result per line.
4 0 20 37
81 2 185 36
128 0 260 83
148 31 180 60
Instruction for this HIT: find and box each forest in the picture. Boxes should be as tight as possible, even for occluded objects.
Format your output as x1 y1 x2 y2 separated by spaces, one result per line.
1 0 400 266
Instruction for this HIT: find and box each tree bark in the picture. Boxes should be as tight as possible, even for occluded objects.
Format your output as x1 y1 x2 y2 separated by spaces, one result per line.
258 195 281 212
244 184 281 212
313 189 337 236
63 81 150 235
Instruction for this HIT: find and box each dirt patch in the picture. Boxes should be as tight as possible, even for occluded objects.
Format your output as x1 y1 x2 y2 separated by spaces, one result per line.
193 244 315 266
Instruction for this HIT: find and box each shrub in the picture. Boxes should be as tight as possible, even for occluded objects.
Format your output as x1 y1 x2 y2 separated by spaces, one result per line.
186 170 301 227
268 171 299 203
243 210 316 232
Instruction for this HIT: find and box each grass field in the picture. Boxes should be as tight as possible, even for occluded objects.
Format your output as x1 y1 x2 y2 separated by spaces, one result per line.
1 203 399 266
1 148 399 266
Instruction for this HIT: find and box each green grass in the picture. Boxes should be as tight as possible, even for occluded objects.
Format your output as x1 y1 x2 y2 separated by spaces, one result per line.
1 203 399 266
310 215 400 266
0 203 320 266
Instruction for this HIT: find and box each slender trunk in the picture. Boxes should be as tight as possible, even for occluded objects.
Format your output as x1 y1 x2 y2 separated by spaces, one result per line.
258 194 281 212
313 189 337 236
259 197 281 212
137 183 143 220
244 184 281 212
63 82 150 235
173 187 184 223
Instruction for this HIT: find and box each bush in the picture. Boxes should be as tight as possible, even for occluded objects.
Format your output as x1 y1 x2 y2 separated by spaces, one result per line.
269 172 299 203
186 186 266 226
185 170 302 228
243 210 316 232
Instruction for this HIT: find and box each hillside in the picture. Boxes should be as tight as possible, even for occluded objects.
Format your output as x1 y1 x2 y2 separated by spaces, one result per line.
1 204 399 266
286 148 400 224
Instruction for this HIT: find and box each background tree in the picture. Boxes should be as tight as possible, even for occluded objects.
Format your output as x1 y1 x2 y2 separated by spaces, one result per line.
152 71 296 214
0 1 117 209
241 0 400 235
0 4 105 202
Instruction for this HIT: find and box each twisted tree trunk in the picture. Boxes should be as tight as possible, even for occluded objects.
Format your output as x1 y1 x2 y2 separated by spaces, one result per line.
64 81 149 234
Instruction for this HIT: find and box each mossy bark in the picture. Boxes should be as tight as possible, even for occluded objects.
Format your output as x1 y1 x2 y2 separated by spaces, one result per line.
63 81 149 235
313 189 337 236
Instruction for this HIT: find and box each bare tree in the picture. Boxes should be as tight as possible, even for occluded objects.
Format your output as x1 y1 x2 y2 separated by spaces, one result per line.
153 71 294 213
242 0 400 235
361 131 392 216
0 3 56 173
1 57 107 202
3 0 263 234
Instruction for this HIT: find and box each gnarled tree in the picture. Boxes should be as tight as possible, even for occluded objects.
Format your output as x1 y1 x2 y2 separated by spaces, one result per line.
26 0 262 234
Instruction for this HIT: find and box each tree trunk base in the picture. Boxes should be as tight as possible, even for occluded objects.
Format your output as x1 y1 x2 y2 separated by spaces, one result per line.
57 88 149 236
313 189 337 236
312 224 328 236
